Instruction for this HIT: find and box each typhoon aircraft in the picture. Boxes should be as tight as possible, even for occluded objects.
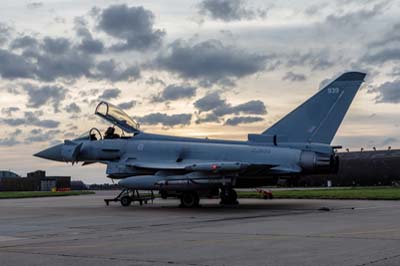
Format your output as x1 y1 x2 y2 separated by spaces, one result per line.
35 72 366 207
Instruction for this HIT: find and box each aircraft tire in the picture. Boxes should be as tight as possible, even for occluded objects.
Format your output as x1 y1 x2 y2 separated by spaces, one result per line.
220 188 238 205
120 196 132 207
180 191 200 208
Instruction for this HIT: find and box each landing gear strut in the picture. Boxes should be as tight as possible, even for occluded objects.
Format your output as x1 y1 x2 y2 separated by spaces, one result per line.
220 188 238 205
179 191 200 208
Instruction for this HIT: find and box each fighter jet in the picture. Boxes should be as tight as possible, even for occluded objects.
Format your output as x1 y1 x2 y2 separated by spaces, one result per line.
35 72 366 207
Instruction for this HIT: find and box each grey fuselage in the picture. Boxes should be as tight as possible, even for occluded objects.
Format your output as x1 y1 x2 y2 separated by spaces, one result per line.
74 132 330 187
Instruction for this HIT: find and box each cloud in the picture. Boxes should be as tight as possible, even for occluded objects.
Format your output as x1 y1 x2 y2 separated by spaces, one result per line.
23 84 67 112
10 36 39 50
215 100 267 116
1 112 59 128
95 59 140 82
0 49 36 79
78 38 104 54
27 2 43 9
99 88 121 100
154 39 268 85
225 116 264 125
97 4 165 51
363 34 400 64
0 137 20 146
118 100 136 109
286 50 335 71
0 23 10 45
151 84 197 102
197 0 266 22
194 92 226 112
324 2 386 28
194 92 267 116
372 80 400 103
137 113 192 127
1 107 20 116
64 103 81 113
195 113 221 124
0 129 22 146
25 129 61 143
2 36 95 82
74 17 104 54
282 71 306 82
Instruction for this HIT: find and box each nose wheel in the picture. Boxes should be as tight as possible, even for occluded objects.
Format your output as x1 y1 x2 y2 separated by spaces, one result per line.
220 188 238 205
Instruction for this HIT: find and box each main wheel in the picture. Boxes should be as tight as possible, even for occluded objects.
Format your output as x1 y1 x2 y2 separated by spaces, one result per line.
220 188 238 205
180 191 200 208
120 196 132 207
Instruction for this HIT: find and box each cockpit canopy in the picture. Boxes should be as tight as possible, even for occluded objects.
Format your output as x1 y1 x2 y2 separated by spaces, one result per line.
95 101 140 134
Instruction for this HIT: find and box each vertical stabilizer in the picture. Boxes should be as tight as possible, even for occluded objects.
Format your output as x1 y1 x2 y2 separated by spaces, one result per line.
262 72 366 144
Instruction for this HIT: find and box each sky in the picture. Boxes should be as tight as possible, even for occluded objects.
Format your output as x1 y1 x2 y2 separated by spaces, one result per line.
1 0 400 184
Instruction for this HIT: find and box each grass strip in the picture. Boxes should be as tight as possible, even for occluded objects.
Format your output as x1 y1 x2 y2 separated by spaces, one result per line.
0 191 95 199
238 187 400 200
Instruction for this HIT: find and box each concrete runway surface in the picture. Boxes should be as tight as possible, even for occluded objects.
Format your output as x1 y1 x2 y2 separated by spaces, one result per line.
0 191 400 266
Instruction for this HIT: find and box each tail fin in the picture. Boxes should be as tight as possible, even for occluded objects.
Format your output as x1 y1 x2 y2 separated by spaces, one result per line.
262 72 366 144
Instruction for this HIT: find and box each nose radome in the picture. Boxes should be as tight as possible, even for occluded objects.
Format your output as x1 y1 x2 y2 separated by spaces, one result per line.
34 144 64 162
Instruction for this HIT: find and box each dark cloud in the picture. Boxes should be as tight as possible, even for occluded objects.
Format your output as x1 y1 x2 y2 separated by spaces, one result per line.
64 103 81 113
74 17 104 54
95 60 140 82
118 100 136 109
1 107 19 116
1 112 59 129
42 37 71 54
23 84 67 112
282 71 306 82
2 36 95 82
151 84 197 102
27 2 43 9
194 92 267 117
99 88 121 100
97 4 165 51
34 37 94 81
194 92 226 112
10 36 38 50
155 39 268 85
197 0 266 22
137 113 192 127
372 80 400 104
78 38 104 54
0 49 36 79
215 100 267 116
225 116 264 126
195 113 221 124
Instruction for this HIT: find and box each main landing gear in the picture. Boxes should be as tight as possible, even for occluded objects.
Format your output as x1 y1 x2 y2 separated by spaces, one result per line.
179 191 200 208
220 188 238 205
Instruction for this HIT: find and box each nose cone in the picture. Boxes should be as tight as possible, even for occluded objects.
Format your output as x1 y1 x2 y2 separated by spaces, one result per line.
34 144 63 162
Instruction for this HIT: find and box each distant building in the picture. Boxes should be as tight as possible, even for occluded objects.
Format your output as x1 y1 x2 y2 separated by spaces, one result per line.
0 170 71 192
